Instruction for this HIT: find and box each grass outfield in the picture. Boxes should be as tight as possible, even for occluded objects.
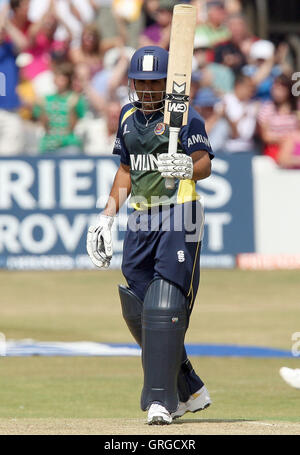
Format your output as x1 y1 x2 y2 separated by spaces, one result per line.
0 269 300 434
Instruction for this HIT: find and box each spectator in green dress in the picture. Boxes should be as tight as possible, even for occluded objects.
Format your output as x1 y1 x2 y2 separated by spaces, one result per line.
34 61 86 154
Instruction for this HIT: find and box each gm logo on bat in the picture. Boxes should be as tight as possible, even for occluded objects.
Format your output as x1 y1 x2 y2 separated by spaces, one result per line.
168 102 187 113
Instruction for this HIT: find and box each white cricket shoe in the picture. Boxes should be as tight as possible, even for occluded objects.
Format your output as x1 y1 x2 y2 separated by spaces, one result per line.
279 367 300 389
171 385 211 419
147 403 172 425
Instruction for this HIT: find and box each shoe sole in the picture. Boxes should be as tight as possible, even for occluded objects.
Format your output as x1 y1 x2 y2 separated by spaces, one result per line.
172 402 211 420
148 416 172 425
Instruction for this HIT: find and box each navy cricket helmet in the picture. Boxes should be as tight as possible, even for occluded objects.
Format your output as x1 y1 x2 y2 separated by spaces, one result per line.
128 46 169 80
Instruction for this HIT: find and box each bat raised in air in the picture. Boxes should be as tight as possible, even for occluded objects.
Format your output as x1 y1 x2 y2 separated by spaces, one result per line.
163 3 197 189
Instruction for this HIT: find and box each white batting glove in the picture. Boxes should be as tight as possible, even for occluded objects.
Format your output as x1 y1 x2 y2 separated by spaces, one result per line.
87 214 114 269
157 153 193 180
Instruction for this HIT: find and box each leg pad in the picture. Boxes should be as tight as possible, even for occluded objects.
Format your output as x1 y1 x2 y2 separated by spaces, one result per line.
119 285 143 345
141 279 189 413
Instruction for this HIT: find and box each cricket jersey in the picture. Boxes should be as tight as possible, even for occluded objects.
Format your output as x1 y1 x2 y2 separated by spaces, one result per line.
113 103 214 210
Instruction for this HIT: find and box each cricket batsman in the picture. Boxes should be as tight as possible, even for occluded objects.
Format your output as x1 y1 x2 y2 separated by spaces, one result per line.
87 46 214 425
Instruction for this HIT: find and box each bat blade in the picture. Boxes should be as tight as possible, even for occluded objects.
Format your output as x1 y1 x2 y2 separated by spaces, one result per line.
163 4 197 189
164 4 197 128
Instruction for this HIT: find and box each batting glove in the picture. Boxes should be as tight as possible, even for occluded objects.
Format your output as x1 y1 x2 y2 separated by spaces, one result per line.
87 214 114 269
157 153 193 180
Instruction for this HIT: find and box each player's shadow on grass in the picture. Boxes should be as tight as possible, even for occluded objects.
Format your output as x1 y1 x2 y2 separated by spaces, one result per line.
173 418 253 425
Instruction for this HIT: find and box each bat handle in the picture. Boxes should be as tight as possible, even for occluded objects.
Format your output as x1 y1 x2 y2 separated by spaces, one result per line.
165 126 180 190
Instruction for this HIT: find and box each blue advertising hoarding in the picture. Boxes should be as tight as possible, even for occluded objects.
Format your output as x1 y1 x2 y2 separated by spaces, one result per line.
199 152 255 267
0 152 254 270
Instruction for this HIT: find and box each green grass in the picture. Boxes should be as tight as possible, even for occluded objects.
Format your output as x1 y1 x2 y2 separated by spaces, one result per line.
0 357 300 422
0 269 299 429
0 269 299 348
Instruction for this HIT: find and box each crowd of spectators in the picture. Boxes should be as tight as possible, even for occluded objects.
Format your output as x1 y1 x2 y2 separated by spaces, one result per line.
0 0 300 168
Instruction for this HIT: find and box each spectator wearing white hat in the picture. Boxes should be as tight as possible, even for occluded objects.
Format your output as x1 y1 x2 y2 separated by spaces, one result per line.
242 39 285 101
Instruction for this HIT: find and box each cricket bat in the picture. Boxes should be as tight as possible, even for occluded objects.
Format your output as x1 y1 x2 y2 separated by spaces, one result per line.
164 4 197 189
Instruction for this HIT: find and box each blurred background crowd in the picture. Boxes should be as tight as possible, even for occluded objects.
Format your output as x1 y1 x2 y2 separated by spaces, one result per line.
0 0 300 168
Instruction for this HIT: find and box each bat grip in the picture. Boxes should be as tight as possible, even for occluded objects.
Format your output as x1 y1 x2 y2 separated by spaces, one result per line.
165 127 180 190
